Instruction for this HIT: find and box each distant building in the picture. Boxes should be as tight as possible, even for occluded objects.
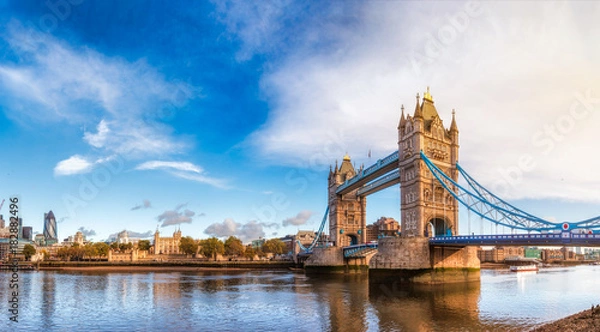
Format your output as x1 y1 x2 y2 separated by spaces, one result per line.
35 234 46 246
251 238 265 249
477 247 524 262
116 230 130 244
64 231 86 246
0 214 4 229
43 211 58 245
153 229 182 254
366 217 400 242
22 226 33 241
278 235 295 254
108 249 147 262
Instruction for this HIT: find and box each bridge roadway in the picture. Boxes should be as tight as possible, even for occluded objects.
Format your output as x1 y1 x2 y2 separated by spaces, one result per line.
336 151 399 195
342 233 600 257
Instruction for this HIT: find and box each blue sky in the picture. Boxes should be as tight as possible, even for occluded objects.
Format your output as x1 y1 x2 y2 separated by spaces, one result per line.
1 1 600 243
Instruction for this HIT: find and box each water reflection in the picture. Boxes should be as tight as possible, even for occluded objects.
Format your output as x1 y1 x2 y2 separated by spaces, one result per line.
1 267 599 331
308 274 370 331
369 281 481 331
41 272 55 328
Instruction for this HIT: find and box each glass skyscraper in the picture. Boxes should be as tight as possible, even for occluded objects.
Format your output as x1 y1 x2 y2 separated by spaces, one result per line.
43 210 57 245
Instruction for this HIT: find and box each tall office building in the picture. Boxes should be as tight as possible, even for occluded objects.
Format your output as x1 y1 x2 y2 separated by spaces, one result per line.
22 226 33 241
43 211 58 245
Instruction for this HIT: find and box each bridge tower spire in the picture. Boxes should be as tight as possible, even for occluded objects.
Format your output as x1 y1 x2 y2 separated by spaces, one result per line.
398 87 459 238
328 154 367 247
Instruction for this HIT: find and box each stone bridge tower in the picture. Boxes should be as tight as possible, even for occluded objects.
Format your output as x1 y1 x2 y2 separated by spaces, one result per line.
398 88 459 238
328 155 367 247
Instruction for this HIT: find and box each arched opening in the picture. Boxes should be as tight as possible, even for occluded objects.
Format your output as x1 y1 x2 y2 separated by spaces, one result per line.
347 234 358 245
428 218 449 237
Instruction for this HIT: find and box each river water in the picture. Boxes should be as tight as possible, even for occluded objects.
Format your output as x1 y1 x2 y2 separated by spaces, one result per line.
1 265 599 331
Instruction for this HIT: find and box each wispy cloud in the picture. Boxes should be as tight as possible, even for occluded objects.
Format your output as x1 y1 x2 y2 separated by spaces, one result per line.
131 199 152 211
226 1 600 202
0 22 200 172
135 161 203 173
54 154 119 176
135 160 229 189
83 119 110 148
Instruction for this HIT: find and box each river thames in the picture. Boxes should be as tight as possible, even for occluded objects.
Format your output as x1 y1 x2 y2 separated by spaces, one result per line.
1 265 599 331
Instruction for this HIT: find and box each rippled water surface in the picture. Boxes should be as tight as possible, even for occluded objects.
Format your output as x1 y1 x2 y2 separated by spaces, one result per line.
1 266 599 331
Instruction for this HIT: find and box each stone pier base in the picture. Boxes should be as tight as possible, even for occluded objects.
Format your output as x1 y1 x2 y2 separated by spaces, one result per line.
369 237 480 284
304 247 346 273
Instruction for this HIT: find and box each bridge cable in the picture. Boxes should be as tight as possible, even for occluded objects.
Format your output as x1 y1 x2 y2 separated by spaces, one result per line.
297 206 330 252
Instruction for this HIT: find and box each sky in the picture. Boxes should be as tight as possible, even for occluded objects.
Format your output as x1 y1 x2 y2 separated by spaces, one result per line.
0 0 600 243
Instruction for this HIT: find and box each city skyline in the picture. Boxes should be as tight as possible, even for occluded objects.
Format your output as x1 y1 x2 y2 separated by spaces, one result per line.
1 1 600 242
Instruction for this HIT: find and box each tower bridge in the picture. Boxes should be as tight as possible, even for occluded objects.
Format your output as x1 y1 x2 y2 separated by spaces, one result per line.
304 87 600 283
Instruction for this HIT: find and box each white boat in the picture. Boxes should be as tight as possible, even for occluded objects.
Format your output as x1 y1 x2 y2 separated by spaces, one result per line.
509 265 539 272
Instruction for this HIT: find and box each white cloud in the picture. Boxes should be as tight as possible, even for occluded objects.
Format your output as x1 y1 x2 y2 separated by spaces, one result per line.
204 218 279 242
0 22 197 159
157 204 196 227
134 160 229 189
83 119 110 148
54 155 93 176
234 1 600 202
204 218 240 238
135 161 203 173
282 210 313 227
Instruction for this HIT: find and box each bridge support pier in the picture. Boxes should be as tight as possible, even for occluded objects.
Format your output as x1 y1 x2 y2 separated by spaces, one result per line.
304 247 376 273
369 237 480 284
304 247 346 273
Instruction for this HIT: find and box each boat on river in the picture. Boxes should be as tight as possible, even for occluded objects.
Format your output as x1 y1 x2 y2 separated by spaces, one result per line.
509 265 539 272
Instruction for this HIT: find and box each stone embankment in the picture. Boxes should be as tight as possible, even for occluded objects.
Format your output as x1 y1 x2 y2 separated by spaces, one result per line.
532 305 600 331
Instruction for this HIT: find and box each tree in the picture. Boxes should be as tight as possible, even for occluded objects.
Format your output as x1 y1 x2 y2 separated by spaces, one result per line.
84 243 98 261
119 242 133 251
93 242 110 258
70 244 85 261
57 247 71 261
224 236 245 257
262 239 287 255
179 236 199 255
243 246 256 261
138 240 151 251
199 237 224 261
110 242 119 250
23 244 36 261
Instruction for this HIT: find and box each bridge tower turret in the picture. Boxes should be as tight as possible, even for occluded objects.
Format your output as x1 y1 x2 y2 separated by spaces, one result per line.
398 87 459 238
328 154 367 247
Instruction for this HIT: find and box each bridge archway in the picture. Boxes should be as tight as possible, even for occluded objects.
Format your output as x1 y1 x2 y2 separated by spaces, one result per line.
347 234 358 246
427 217 450 237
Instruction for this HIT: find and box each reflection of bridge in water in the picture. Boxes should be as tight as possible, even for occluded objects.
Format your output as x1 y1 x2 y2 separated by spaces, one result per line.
304 88 600 282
